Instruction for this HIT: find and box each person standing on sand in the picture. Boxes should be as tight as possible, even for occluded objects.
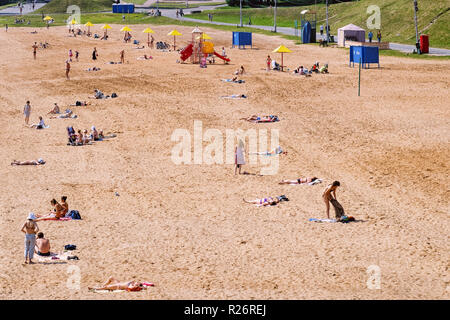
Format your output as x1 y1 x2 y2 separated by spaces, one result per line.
65 60 71 80
23 100 31 125
75 50 79 62
120 50 125 64
5 24 8 32
150 35 154 49
68 49 73 62
92 47 98 61
21 213 39 264
235 140 245 175
322 181 340 219
32 42 38 59
266 55 272 71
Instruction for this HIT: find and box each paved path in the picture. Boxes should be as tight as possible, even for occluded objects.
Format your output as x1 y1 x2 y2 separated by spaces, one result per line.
0 3 46 15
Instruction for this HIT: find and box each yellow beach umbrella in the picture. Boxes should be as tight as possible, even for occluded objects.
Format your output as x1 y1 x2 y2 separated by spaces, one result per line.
142 27 154 47
85 21 94 34
43 16 52 21
272 45 292 71
70 18 77 25
168 29 182 50
101 24 112 36
196 33 212 40
120 26 132 32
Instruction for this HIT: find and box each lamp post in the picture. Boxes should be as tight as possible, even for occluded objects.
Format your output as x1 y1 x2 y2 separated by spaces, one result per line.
325 0 329 42
274 0 277 33
240 0 243 27
413 0 420 54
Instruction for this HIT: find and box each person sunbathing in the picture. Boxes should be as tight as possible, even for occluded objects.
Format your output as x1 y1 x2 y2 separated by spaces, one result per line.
279 177 320 185
319 64 329 74
47 103 60 114
222 94 247 99
86 67 101 72
60 196 69 217
11 158 45 166
241 115 279 122
137 55 153 60
89 276 144 292
250 146 287 156
243 197 280 206
73 101 89 106
35 199 65 220
50 110 73 119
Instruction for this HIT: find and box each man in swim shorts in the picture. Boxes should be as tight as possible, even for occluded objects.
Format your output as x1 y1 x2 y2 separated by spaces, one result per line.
35 232 51 256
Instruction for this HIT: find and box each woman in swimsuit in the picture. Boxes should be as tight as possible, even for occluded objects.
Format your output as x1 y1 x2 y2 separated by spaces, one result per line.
60 196 69 217
279 177 319 185
89 276 144 292
322 181 340 219
11 158 45 165
21 213 39 264
35 199 65 220
243 197 280 206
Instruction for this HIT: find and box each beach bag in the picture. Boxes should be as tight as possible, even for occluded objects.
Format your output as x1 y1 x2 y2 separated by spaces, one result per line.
64 244 76 250
68 210 81 220
111 93 118 98
75 101 82 106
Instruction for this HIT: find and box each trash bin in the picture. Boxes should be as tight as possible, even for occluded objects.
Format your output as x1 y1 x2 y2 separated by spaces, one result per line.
420 35 429 54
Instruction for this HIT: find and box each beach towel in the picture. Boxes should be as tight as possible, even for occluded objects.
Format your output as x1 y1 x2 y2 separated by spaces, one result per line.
309 218 337 223
330 198 345 219
36 251 76 262
37 216 72 221
308 179 323 186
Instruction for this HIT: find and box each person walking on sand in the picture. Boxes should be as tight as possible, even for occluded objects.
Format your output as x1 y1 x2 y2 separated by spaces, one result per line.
32 42 38 59
65 60 71 80
68 49 73 62
322 181 340 219
150 35 154 49
23 100 31 125
235 139 245 175
21 213 39 264
5 24 8 32
120 50 125 64
92 47 98 61
75 50 79 62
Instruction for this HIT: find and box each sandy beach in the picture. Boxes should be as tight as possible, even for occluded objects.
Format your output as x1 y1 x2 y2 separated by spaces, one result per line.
0 24 448 299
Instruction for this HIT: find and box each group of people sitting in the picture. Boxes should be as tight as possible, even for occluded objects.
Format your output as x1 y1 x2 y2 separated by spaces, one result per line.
34 197 69 221
293 62 329 75
67 125 104 145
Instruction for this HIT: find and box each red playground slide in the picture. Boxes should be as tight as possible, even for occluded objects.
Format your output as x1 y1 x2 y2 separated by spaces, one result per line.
213 51 230 62
180 43 193 61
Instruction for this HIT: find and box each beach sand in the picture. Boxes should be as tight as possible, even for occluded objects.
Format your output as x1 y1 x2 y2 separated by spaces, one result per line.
0 25 448 299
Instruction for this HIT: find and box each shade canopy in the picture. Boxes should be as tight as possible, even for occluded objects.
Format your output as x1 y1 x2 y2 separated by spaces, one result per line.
196 33 212 40
121 26 132 32
101 24 112 30
273 45 292 53
337 23 366 47
142 27 154 34
168 29 182 36
43 16 52 21
84 22 94 27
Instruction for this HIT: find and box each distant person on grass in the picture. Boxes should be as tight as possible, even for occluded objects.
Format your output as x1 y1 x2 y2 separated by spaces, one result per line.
377 30 382 43
368 31 373 43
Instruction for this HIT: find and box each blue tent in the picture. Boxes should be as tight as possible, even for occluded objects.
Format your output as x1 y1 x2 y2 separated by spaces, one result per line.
302 21 311 44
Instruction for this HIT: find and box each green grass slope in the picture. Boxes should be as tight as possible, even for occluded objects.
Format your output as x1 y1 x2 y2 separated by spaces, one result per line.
36 0 114 13
191 0 450 48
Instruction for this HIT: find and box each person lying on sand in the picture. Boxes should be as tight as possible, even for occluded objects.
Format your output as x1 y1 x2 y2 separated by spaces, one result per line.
279 177 319 185
89 277 145 292
137 55 153 60
35 232 51 256
50 110 75 119
86 67 101 72
221 94 247 99
241 115 279 122
243 197 280 206
47 103 60 114
249 146 287 156
11 158 45 166
72 101 89 106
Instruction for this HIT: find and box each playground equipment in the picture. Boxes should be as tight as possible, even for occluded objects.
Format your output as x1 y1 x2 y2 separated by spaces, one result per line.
232 32 252 49
179 27 231 64
349 46 380 69
300 10 316 43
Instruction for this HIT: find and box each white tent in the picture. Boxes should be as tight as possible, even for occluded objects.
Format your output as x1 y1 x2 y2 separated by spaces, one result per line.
337 24 366 47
